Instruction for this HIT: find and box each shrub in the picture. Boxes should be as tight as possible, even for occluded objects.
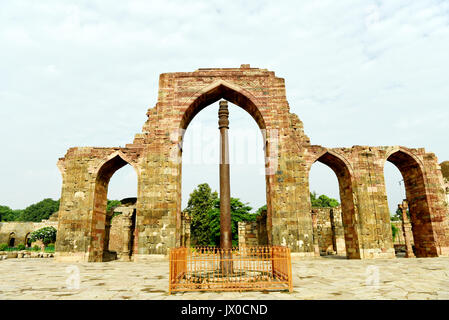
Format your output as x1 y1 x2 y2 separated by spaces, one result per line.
391 223 399 241
0 243 8 251
33 245 40 251
44 244 55 253
17 244 26 250
30 226 57 245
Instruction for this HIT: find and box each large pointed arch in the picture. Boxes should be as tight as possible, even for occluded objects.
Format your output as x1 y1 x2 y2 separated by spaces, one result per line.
89 152 138 262
308 150 360 259
385 149 437 257
180 80 267 131
175 80 271 247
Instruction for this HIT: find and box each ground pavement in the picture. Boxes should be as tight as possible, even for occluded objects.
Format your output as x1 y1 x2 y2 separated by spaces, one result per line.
1 256 449 299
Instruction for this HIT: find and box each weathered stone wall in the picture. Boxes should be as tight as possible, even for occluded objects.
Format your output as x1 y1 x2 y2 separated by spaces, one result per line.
312 207 346 256
238 221 259 248
180 211 191 248
108 214 126 253
55 65 449 262
0 219 58 246
238 210 270 249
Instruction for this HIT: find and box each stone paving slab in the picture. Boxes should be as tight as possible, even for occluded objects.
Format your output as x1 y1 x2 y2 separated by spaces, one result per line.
1 256 449 299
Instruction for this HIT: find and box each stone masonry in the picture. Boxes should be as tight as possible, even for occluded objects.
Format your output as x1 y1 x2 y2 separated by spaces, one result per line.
312 207 346 256
55 65 449 262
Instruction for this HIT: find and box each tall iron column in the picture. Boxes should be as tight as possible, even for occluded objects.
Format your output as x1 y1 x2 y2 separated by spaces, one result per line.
218 100 233 274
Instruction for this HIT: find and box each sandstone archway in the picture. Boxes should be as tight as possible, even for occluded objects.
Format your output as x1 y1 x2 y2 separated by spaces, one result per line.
386 149 437 257
89 153 138 262
309 151 360 259
176 82 270 246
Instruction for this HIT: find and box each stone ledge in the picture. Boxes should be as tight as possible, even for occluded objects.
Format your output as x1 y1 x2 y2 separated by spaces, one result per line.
0 250 54 260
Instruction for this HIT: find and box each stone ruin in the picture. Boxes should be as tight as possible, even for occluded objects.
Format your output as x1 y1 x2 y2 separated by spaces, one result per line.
54 65 449 262
0 213 58 248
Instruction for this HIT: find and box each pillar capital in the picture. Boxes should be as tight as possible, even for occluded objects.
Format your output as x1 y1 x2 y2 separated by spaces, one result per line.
218 100 229 129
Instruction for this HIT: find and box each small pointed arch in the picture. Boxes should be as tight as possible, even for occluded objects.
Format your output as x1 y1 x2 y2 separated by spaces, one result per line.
385 148 426 178
89 150 139 262
95 151 139 183
180 80 266 131
308 150 360 259
311 150 355 178
384 148 437 257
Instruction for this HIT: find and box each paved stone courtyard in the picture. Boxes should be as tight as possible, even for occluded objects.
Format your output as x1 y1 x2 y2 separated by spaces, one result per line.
1 256 449 300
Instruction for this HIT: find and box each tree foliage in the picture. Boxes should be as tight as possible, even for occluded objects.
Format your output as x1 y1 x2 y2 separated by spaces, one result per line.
19 199 60 222
0 199 59 222
107 200 121 212
185 183 256 247
391 223 399 241
0 205 22 222
30 226 57 245
185 183 218 246
256 204 267 215
208 197 255 247
391 207 410 221
310 192 339 208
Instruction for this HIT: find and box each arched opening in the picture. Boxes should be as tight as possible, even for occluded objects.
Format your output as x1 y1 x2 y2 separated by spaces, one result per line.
384 161 413 257
90 154 138 262
309 152 360 259
178 83 268 248
8 232 15 248
180 82 266 131
386 150 437 257
24 232 31 248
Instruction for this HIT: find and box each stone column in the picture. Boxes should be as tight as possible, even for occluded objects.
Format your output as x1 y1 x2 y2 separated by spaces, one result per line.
311 210 320 257
399 200 415 258
121 210 134 261
218 100 232 274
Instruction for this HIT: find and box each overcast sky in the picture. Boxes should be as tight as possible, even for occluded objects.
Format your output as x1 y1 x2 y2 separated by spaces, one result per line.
1 1 448 214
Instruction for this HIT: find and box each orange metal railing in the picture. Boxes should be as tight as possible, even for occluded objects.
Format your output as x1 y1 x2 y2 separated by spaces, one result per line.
169 246 292 294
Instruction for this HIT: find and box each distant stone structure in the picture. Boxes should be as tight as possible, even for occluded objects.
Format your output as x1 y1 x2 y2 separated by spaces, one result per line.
311 207 346 256
55 65 449 262
0 213 58 247
238 209 269 248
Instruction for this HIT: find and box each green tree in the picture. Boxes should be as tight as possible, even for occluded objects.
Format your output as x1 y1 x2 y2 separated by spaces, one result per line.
107 200 121 212
256 204 267 216
0 206 23 222
18 199 59 222
392 207 410 221
29 226 57 246
391 223 399 241
185 183 218 246
310 192 339 208
208 197 256 247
